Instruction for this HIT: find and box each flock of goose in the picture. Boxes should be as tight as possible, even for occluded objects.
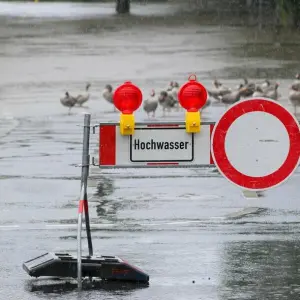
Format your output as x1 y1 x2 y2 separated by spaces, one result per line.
60 73 300 117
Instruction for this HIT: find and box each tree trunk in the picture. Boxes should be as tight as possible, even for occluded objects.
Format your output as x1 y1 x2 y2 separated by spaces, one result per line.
292 0 300 29
116 0 130 14
275 0 300 29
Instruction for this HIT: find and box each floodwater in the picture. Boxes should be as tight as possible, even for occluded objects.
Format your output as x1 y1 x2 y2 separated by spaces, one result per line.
0 1 300 299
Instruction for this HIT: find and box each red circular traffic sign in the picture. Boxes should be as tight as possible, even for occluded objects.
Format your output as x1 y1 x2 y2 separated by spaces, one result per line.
113 81 143 114
211 98 300 191
178 74 208 112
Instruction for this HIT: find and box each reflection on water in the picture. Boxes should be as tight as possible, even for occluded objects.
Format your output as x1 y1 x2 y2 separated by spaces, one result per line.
26 278 148 295
96 198 122 222
93 177 119 221
94 177 115 198
220 240 300 300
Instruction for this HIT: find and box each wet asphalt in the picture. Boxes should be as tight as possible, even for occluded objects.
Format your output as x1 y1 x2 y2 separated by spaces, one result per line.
0 1 300 299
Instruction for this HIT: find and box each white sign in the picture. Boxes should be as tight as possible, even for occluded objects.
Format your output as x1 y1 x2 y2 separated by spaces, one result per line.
130 128 194 162
211 98 300 191
225 111 289 177
98 122 213 168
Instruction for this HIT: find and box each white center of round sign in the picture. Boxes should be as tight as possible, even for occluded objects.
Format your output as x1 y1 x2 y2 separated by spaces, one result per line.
225 111 290 177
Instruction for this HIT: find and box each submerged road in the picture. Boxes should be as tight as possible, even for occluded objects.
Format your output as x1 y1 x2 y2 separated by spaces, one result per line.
0 2 300 299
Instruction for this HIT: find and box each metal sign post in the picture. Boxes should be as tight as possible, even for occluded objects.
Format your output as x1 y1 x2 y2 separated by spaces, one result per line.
77 113 93 290
82 114 93 258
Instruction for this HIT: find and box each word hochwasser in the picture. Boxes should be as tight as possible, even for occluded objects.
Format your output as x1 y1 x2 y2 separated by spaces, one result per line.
133 139 190 150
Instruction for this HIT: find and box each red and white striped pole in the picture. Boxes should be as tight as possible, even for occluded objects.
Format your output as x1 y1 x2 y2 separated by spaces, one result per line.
77 187 84 290
77 113 93 290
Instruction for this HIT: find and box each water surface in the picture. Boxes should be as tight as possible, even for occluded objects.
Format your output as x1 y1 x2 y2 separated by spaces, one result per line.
0 1 299 299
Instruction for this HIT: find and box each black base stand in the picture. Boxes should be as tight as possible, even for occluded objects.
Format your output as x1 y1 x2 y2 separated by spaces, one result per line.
23 252 149 283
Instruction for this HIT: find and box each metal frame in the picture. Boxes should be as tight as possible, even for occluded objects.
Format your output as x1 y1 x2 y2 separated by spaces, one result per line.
91 160 215 169
91 120 216 169
92 121 216 132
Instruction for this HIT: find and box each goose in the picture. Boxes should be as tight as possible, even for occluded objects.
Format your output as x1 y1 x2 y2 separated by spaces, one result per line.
256 79 271 91
143 89 158 118
239 78 255 97
158 90 177 117
60 92 77 115
207 79 231 101
207 82 221 100
252 86 265 97
102 84 113 104
75 83 91 107
219 85 245 107
102 84 116 112
169 81 179 99
207 89 221 101
264 82 280 100
168 81 180 110
291 73 300 91
288 86 300 115
243 78 255 87
166 81 174 92
214 79 232 96
261 81 279 93
252 83 280 100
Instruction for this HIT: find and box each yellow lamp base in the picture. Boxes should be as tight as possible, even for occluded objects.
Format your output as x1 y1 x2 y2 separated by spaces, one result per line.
185 111 201 133
120 113 135 135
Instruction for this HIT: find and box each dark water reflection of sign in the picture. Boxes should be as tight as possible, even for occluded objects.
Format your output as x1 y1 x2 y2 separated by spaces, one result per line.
219 240 300 299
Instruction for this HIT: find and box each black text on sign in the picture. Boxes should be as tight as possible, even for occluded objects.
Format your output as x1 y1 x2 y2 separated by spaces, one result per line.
129 128 194 162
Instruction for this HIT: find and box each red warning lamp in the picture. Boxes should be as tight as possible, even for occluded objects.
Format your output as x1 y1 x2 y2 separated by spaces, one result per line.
113 81 143 135
114 81 143 114
178 75 208 133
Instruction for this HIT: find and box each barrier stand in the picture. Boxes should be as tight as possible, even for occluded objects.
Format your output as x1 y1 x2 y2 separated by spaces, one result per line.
22 77 300 290
22 107 149 288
